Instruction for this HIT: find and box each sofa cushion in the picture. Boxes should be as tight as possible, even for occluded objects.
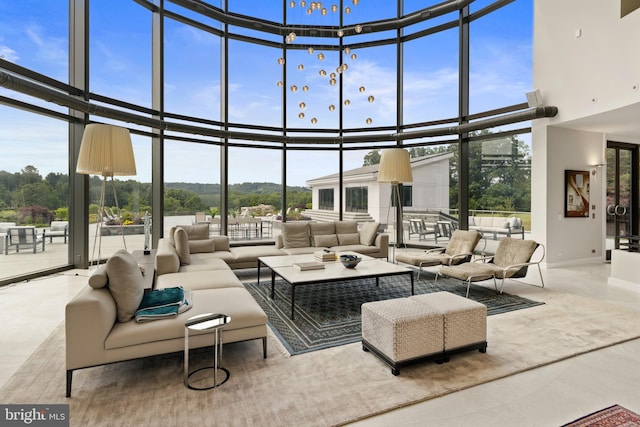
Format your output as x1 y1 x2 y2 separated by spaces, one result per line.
174 227 191 265
335 220 358 234
189 238 216 254
181 224 210 240
282 222 310 248
309 222 336 246
106 250 146 323
106 288 267 350
156 269 243 291
166 226 177 246
88 266 109 289
211 236 230 252
314 234 339 247
337 233 360 245
359 222 380 246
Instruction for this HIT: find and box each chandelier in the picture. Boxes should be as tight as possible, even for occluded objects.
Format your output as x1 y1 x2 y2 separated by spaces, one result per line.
277 0 376 126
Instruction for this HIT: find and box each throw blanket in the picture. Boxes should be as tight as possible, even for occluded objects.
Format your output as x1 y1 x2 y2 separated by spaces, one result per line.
135 286 192 322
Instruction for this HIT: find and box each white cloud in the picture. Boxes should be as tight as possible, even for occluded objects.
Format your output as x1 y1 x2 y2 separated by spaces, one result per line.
0 45 18 62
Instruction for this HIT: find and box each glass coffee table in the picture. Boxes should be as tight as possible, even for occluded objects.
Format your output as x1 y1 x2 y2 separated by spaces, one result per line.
257 252 414 319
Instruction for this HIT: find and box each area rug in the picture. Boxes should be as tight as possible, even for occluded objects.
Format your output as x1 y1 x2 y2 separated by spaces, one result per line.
245 274 544 354
561 404 640 426
2 290 639 427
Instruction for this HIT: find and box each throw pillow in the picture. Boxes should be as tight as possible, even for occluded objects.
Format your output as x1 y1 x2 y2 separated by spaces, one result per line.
282 222 310 248
88 265 108 289
314 234 339 247
181 224 209 240
335 220 358 234
359 222 380 246
166 226 177 246
189 238 216 254
508 217 518 228
106 250 145 322
337 233 360 245
174 227 191 265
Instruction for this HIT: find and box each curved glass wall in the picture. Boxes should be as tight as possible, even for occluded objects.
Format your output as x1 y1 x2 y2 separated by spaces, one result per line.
0 0 538 283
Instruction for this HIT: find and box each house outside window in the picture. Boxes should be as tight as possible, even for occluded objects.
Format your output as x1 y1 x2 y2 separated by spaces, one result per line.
319 189 334 210
391 185 413 207
346 187 368 213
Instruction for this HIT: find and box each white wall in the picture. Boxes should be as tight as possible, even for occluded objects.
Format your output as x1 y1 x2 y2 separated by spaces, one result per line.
533 0 640 266
534 0 640 124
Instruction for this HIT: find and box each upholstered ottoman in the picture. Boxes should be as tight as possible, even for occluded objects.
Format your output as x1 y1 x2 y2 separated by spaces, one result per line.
361 298 444 375
410 291 487 356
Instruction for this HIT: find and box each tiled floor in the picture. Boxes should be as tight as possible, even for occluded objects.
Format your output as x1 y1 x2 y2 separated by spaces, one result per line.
1 261 639 426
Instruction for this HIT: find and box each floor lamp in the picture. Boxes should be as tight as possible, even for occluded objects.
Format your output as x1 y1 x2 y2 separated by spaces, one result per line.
76 124 137 267
377 148 413 258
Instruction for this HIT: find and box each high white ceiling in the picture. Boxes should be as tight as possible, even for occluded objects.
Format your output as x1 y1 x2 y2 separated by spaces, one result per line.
557 102 640 140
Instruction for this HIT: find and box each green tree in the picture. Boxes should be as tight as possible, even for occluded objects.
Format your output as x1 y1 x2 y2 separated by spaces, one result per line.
362 150 381 166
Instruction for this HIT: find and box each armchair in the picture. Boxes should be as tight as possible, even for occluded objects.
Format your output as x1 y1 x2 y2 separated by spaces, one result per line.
396 229 483 281
436 237 545 297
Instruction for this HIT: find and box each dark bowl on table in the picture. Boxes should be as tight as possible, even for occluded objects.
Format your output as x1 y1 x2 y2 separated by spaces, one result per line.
340 254 362 268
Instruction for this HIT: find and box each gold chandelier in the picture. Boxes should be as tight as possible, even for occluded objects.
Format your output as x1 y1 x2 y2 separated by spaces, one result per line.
277 0 376 126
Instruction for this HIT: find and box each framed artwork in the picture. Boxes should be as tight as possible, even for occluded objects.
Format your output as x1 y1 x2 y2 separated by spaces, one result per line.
565 170 590 217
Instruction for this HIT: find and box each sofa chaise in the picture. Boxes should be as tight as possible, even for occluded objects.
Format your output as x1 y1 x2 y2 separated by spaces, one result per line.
65 244 268 397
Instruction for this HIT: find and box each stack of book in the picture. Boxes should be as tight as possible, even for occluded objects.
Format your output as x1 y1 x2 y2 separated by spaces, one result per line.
294 261 325 271
314 250 336 262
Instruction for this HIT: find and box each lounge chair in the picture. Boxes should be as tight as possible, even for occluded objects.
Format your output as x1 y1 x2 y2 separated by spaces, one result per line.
436 237 545 297
396 229 483 281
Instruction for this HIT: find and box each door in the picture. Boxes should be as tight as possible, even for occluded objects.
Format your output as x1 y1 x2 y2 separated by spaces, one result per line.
606 142 639 258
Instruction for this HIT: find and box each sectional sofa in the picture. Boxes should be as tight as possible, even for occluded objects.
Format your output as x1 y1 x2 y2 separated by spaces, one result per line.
65 245 268 397
65 220 387 397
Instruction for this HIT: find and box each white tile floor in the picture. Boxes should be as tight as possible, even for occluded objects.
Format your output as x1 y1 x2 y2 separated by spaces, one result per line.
1 262 639 427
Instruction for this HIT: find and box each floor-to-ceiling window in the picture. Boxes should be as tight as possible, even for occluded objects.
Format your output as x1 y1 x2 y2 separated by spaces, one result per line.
0 0 539 283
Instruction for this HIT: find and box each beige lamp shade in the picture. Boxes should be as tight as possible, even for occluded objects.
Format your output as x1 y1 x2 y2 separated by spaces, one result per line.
76 124 137 177
377 148 413 183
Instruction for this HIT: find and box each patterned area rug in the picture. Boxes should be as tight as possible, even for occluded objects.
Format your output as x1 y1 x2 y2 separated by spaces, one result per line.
244 272 544 355
561 404 640 426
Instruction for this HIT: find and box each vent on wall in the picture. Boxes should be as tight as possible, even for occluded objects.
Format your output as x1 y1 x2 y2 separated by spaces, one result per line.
621 0 640 17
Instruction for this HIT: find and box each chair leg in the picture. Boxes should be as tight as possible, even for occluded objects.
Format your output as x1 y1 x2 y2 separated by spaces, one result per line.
465 278 471 298
536 264 545 288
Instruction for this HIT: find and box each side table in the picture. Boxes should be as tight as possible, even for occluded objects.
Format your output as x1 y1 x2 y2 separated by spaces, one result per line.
184 313 231 390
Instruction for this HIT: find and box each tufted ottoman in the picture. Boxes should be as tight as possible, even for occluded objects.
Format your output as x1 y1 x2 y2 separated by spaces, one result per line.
410 291 487 356
361 298 445 375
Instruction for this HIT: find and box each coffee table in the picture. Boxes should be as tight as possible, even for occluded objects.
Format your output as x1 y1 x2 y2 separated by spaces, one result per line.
257 252 414 319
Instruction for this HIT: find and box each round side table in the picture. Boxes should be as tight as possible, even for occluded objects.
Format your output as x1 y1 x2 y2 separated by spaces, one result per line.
184 313 231 390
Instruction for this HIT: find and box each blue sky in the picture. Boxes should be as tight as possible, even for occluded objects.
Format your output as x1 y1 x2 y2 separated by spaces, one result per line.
0 0 532 186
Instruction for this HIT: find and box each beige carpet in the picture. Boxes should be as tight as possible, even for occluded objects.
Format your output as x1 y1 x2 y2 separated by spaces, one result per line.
2 290 640 427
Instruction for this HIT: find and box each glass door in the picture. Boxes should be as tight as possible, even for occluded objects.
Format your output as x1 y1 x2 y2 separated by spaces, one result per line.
606 142 639 258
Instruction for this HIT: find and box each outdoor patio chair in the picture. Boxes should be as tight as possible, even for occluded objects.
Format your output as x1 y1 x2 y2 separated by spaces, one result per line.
194 211 207 224
396 229 483 281
408 218 438 243
5 227 45 255
44 221 68 243
436 237 545 297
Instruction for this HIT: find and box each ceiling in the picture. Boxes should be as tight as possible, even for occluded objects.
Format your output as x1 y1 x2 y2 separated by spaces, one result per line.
557 102 640 140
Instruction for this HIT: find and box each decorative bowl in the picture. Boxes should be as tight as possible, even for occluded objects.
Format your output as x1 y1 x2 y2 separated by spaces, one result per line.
339 254 362 268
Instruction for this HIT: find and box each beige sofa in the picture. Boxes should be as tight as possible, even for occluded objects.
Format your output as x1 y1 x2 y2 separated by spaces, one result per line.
65 246 268 397
468 216 524 239
155 222 389 274
275 221 389 259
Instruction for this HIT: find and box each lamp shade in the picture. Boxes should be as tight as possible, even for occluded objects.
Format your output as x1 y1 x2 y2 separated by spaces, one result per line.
377 148 413 183
76 124 137 177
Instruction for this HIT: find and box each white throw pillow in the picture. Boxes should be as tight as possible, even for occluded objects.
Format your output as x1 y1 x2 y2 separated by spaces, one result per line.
106 250 145 322
189 238 216 253
359 222 380 246
88 265 108 289
174 227 191 265
337 233 360 245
